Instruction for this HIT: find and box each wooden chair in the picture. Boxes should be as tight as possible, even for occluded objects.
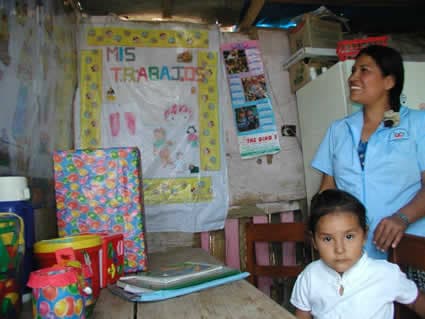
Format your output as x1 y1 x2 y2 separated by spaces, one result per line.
245 222 311 287
389 233 425 319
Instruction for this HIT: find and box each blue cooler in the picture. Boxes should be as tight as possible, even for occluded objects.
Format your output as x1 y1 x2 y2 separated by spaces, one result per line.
0 176 34 293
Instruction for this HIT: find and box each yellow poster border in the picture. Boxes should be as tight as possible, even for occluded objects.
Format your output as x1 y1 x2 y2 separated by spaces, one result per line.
144 177 213 205
86 27 209 48
80 50 103 148
198 51 220 171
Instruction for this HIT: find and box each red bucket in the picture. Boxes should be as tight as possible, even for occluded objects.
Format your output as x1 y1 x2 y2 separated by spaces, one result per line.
33 235 102 298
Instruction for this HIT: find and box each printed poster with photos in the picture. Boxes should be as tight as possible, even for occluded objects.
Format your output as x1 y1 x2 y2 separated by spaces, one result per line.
221 40 281 159
77 22 228 232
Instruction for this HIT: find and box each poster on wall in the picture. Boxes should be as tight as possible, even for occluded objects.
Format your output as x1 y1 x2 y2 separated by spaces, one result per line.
221 40 281 159
77 21 228 232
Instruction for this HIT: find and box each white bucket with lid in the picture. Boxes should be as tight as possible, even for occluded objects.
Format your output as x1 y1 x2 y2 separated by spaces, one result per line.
0 176 31 201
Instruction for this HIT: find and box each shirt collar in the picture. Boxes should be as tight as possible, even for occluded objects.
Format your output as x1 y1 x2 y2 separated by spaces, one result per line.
345 106 409 142
319 252 369 284
346 106 409 126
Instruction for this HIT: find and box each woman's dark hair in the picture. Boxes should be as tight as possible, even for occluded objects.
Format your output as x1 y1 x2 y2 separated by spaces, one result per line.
356 45 404 112
309 189 367 235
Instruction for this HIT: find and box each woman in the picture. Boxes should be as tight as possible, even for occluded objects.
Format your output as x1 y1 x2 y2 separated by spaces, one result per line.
312 45 425 259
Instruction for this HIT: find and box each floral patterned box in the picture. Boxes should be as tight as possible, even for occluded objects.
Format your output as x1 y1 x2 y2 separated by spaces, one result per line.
53 147 147 273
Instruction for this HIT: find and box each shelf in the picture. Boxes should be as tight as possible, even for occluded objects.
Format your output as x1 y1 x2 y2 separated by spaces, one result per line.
282 47 337 70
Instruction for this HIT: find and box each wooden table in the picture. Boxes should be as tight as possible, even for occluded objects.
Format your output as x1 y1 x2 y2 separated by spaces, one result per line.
21 247 296 319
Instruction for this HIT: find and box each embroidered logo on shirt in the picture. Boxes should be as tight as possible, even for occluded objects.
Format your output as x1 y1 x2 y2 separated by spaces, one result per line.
389 128 408 141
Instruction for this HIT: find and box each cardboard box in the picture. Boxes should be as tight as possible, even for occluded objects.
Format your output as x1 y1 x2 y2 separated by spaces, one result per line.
289 14 343 53
53 147 147 273
288 59 334 93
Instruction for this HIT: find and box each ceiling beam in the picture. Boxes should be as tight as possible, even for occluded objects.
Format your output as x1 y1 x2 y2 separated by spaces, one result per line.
238 0 265 31
267 0 424 7
162 0 173 18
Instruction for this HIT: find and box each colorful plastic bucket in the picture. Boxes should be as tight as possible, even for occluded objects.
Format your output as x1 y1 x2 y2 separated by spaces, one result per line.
34 235 102 298
27 266 86 319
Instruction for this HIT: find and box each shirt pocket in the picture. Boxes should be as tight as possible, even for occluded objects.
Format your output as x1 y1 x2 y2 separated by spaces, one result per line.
332 143 362 191
386 137 417 169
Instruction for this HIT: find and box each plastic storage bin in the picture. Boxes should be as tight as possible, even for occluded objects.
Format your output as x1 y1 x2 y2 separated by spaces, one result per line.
336 36 389 61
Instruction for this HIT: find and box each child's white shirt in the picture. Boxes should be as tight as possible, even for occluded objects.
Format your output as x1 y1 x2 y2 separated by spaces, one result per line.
290 252 418 319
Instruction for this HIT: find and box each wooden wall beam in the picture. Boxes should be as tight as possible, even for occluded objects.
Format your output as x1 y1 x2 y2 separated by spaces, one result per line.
162 0 173 18
238 0 265 31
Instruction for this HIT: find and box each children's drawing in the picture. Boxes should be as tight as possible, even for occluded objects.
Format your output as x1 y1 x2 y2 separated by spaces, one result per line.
109 112 120 137
174 151 186 173
186 125 198 147
188 164 199 174
107 110 136 137
153 127 174 167
106 87 116 101
164 104 193 125
125 112 135 135
177 50 193 63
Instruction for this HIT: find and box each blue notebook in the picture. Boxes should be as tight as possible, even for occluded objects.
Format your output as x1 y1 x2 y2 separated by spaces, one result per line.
109 272 250 302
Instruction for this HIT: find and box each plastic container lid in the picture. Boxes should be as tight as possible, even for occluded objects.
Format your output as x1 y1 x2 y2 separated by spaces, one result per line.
34 235 102 253
27 266 78 288
0 176 30 201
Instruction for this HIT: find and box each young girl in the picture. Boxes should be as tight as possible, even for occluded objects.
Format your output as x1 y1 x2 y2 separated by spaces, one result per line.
290 189 425 319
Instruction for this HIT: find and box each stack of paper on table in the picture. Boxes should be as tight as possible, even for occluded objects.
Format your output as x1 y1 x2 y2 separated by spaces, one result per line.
109 261 250 302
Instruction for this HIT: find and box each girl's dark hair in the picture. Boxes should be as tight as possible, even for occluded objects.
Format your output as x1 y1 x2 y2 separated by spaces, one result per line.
309 189 367 234
356 45 404 112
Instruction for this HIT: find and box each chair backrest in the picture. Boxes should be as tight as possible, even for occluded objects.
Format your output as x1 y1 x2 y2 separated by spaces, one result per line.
389 233 425 319
245 222 311 287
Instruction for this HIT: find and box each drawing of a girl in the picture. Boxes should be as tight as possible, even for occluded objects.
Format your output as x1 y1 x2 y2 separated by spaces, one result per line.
186 125 198 147
153 127 174 167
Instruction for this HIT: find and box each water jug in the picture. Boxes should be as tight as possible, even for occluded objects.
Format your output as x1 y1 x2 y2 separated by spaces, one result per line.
0 176 35 293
